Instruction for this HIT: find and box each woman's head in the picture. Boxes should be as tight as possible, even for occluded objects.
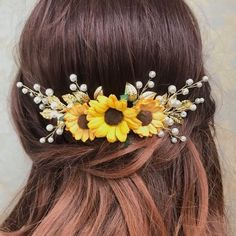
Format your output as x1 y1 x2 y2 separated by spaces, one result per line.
2 0 226 235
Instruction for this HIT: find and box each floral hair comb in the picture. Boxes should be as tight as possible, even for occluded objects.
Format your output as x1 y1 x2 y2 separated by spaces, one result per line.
16 71 208 144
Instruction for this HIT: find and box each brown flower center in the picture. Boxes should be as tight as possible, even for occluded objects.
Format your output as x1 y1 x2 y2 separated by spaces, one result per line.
104 108 124 125
137 110 152 126
77 114 89 129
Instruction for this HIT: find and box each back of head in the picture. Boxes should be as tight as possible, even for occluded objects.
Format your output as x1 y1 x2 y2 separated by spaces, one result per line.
2 0 226 235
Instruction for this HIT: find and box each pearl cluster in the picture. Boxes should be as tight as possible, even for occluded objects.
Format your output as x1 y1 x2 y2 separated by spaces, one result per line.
69 74 88 92
16 81 66 143
163 75 209 143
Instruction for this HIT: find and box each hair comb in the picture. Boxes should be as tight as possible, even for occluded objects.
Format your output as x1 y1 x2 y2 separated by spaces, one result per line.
16 71 209 144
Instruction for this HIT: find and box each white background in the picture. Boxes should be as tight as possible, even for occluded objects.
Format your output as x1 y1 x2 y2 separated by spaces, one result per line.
0 0 235 233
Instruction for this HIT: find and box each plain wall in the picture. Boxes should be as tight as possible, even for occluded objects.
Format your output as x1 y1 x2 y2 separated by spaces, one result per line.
0 0 235 233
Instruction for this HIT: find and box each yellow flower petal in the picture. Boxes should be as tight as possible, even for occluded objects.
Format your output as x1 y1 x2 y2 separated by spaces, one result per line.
81 130 89 142
116 126 127 142
88 117 104 129
152 112 166 121
95 123 109 137
152 119 164 128
75 130 83 140
106 126 117 143
89 100 108 113
136 126 150 137
125 117 141 129
148 124 158 135
97 95 109 104
123 108 137 118
119 121 130 134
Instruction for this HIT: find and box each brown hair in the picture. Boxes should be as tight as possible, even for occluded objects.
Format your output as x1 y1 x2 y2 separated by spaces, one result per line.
1 0 226 235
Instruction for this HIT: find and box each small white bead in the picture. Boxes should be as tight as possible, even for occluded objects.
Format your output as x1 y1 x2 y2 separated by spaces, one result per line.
45 88 54 96
174 100 181 107
186 79 194 86
70 84 77 91
158 130 165 138
196 82 203 88
171 128 179 136
48 137 54 143
33 84 40 91
22 88 28 94
51 111 58 118
165 117 174 126
190 104 197 111
180 136 187 142
46 124 54 132
156 95 163 102
168 85 177 94
171 137 178 143
39 137 46 144
30 92 34 97
147 81 155 88
16 82 23 88
50 102 58 110
42 98 48 104
202 76 209 82
195 98 201 104
34 96 41 104
149 71 156 79
80 84 88 92
136 81 143 89
56 128 63 135
180 111 187 118
200 98 205 103
39 104 45 110
182 88 189 95
70 74 77 82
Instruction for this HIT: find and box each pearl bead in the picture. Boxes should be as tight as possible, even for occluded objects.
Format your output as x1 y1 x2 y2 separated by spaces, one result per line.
147 81 155 88
156 96 163 102
70 74 77 82
48 137 54 143
171 128 179 136
182 88 189 95
16 82 23 88
200 98 205 103
158 130 165 138
168 85 177 94
50 102 58 110
195 98 201 104
42 98 48 104
34 96 41 104
181 111 187 118
149 71 156 79
39 104 45 110
202 76 209 82
39 137 46 144
196 82 203 88
80 84 88 92
30 92 34 97
22 88 28 94
180 136 187 142
136 81 143 89
33 84 40 91
46 124 54 132
190 104 197 111
186 79 194 86
45 88 54 96
51 111 58 118
56 129 63 135
165 117 174 126
171 137 178 143
174 100 181 107
70 84 77 91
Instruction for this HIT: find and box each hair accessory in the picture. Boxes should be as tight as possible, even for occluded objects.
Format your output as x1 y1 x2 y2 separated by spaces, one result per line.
16 72 209 144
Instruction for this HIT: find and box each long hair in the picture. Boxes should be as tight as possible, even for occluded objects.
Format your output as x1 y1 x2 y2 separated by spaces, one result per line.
1 0 226 235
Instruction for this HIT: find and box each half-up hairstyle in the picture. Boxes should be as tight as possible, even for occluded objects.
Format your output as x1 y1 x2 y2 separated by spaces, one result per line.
1 0 226 235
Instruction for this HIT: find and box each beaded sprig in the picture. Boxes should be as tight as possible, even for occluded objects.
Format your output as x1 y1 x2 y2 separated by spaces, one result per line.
16 71 209 144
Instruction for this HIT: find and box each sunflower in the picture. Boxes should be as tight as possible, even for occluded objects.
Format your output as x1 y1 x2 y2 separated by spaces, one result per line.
133 98 166 137
87 94 141 143
64 103 95 142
